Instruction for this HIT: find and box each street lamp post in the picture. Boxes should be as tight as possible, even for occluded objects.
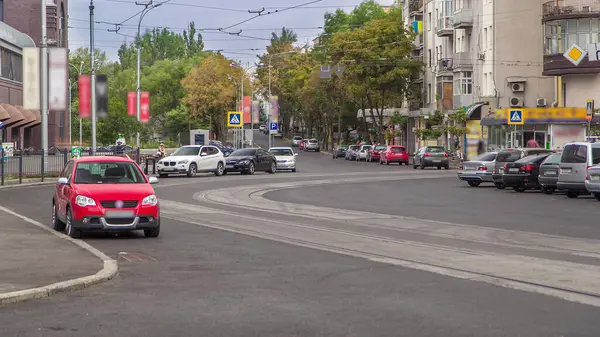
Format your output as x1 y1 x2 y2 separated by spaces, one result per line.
69 61 84 146
135 0 166 150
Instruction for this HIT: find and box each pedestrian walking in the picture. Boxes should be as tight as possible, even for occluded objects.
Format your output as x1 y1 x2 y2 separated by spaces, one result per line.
477 139 486 155
527 137 540 148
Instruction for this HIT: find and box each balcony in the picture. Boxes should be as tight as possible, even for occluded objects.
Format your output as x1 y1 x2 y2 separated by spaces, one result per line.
452 52 473 69
436 17 454 37
542 54 600 76
408 0 424 16
453 8 473 28
542 0 600 22
413 33 424 50
437 58 453 73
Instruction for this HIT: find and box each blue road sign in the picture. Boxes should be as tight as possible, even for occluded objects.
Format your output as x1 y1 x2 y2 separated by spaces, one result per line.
269 122 278 131
508 109 524 125
227 112 242 127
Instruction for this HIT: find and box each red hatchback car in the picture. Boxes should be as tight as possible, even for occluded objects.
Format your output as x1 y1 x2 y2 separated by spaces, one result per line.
367 145 388 162
380 146 409 165
52 156 161 239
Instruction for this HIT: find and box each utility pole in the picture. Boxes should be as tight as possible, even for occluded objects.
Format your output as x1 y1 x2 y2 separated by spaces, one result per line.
90 0 97 154
40 0 48 167
69 61 84 146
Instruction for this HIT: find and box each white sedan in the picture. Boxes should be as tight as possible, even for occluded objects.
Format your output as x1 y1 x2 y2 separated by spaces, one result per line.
268 147 298 172
157 145 225 177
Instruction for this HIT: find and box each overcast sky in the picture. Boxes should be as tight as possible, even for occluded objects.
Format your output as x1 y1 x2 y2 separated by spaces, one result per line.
68 0 394 63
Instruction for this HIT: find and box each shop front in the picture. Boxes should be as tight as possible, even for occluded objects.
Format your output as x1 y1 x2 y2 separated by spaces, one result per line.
481 107 588 150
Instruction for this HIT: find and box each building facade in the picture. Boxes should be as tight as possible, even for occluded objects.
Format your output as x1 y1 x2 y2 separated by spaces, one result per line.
0 0 69 149
402 0 577 155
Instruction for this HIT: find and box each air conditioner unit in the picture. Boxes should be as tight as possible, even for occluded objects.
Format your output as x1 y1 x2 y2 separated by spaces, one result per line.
477 52 485 60
536 98 547 107
511 83 525 92
509 96 523 107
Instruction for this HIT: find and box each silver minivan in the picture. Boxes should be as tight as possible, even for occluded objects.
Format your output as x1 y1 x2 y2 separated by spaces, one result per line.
557 142 600 198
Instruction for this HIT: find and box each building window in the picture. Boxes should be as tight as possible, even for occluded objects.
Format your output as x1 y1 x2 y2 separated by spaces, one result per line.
427 83 431 104
59 111 65 141
483 28 488 50
488 26 493 50
483 73 488 96
453 71 473 95
0 48 23 82
544 18 600 56
428 48 432 67
428 12 432 31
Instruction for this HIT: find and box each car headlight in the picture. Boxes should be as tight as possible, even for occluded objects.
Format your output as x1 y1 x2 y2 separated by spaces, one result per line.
239 160 250 164
142 194 158 206
75 195 96 207
177 160 189 164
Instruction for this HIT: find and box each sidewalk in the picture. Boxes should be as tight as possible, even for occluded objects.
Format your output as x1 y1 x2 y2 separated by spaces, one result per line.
0 208 115 303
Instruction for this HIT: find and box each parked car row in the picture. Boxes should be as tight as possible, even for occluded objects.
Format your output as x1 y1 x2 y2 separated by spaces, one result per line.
293 138 321 152
458 141 600 200
156 145 299 177
332 144 414 166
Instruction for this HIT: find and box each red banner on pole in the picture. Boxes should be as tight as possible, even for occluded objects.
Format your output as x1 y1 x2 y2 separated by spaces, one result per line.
243 96 251 124
78 75 91 118
140 91 150 123
127 92 136 116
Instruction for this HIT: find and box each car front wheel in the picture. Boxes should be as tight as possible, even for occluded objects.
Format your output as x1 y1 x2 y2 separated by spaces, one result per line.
187 163 197 177
247 162 255 175
144 222 160 238
214 162 224 176
268 161 276 174
52 202 66 231
65 209 82 239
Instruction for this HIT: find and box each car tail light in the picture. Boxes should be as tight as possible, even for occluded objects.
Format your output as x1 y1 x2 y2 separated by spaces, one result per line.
504 164 509 171
458 165 463 170
424 152 430 157
586 165 592 180
477 166 487 171
520 165 535 172
444 153 448 157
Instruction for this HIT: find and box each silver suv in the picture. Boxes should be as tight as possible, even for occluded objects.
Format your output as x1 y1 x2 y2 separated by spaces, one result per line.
557 142 600 198
304 139 320 152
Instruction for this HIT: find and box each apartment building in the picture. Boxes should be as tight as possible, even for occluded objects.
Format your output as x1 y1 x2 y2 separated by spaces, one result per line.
0 0 69 149
403 0 558 152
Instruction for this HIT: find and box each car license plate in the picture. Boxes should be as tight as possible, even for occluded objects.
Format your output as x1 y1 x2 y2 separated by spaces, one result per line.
163 167 175 171
591 174 600 181
562 168 572 174
498 168 504 174
509 168 519 173
545 170 557 176
433 160 440 163
105 210 135 218
226 164 234 169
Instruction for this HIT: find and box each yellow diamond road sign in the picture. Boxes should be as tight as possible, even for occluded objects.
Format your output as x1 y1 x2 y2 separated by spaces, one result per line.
564 43 587 66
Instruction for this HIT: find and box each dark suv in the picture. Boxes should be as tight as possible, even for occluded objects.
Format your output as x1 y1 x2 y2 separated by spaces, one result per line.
492 148 553 189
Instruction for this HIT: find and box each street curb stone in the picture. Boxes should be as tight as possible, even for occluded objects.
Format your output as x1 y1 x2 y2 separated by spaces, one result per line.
0 181 55 189
0 206 118 305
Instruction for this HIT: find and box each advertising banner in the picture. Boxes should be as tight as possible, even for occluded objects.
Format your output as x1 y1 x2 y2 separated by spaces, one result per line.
252 100 260 125
243 96 251 124
95 74 108 118
140 92 150 123
78 75 91 118
22 48 40 110
127 92 136 116
48 48 68 110
270 96 279 123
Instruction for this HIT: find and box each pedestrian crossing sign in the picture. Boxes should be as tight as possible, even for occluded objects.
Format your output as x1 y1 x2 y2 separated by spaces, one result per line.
227 111 243 127
507 109 524 125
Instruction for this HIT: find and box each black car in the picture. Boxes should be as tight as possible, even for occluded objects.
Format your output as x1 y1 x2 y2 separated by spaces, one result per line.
502 153 551 192
224 148 277 175
332 145 347 159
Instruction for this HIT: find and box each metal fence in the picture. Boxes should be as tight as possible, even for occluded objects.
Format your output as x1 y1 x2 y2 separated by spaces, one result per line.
0 148 150 186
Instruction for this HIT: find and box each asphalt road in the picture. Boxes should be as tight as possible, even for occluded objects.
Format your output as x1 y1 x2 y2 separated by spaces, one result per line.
0 131 599 336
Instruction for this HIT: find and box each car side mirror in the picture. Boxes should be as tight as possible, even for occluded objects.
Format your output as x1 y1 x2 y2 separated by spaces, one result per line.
294 153 299 156
148 176 159 184
57 177 69 185
224 152 230 157
200 152 208 157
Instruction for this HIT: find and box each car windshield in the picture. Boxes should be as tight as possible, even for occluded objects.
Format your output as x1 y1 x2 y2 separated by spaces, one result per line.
337 146 347 150
172 147 200 156
349 146 360 150
362 146 372 150
497 151 523 162
230 149 257 156
427 147 445 153
270 149 294 156
390 147 405 153
375 145 387 150
293 136 302 140
542 153 561 165
476 153 497 161
74 162 146 184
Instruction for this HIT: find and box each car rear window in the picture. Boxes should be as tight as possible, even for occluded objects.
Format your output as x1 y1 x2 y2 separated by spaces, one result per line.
561 145 587 164
269 149 293 156
476 153 497 161
309 140 318 144
593 148 600 165
390 147 406 153
349 146 360 150
516 154 549 164
497 151 522 162
375 145 387 150
427 147 445 153
293 136 302 140
541 153 561 165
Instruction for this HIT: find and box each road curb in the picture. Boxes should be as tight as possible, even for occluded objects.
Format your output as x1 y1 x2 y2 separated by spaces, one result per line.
0 205 118 304
0 181 55 189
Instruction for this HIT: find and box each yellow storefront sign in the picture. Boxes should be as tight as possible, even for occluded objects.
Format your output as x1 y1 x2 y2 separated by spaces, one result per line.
491 107 587 123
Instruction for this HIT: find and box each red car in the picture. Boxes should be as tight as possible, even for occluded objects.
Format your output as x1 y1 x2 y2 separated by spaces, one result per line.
380 145 409 165
367 145 388 162
52 156 161 239
299 139 308 150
